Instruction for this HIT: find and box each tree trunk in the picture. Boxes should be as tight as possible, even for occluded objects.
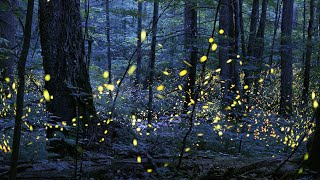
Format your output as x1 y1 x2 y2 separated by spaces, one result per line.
39 0 97 126
230 0 241 92
254 0 268 93
0 0 16 86
183 0 197 112
219 0 230 106
147 0 159 125
318 1 320 66
246 0 259 61
302 0 306 66
308 107 320 170
269 0 281 67
302 0 315 105
136 0 142 85
239 0 246 58
244 0 259 102
254 0 267 65
9 0 34 178
280 0 294 116
106 0 112 84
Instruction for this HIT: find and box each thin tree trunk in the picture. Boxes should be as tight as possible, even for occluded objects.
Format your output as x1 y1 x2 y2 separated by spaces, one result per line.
269 0 282 67
302 0 315 105
246 0 259 59
183 0 197 112
136 0 142 85
302 0 306 65
106 0 112 84
230 0 241 92
147 0 159 125
244 0 259 101
239 0 246 58
254 0 268 92
255 0 268 63
9 0 34 178
280 0 294 116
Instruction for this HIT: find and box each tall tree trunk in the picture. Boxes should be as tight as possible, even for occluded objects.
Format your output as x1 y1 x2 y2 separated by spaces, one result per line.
302 0 315 105
0 0 16 86
280 0 294 116
106 0 112 84
302 0 306 66
308 107 320 170
9 0 34 178
219 0 231 106
318 1 320 66
246 0 259 60
39 0 97 127
254 0 267 64
239 0 246 58
269 0 281 67
244 0 259 102
136 0 142 85
183 0 197 112
254 0 268 92
147 0 159 125
230 0 241 92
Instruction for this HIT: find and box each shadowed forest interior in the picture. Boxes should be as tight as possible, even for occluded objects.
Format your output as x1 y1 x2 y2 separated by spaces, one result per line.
1 0 320 179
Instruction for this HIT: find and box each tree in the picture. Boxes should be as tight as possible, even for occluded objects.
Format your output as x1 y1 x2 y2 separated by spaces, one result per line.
39 0 97 127
254 0 268 91
183 0 198 112
147 0 159 125
280 0 294 116
136 0 143 85
244 0 259 93
239 0 246 58
106 0 112 84
230 0 241 93
269 0 281 67
9 0 34 178
0 0 16 86
308 106 320 170
219 0 230 106
302 0 315 105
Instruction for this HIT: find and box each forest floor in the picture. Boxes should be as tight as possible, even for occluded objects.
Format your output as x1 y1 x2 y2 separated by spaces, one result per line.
0 146 319 179
0 119 320 180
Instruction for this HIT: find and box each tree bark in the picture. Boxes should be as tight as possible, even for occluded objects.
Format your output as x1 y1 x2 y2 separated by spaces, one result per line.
106 0 112 84
183 0 197 112
244 0 259 102
230 0 241 93
280 0 294 116
269 0 281 67
254 0 267 65
9 0 34 178
219 0 230 106
239 0 246 58
308 107 320 170
39 0 97 126
302 0 315 105
246 0 259 61
147 0 159 124
136 0 142 85
254 0 268 93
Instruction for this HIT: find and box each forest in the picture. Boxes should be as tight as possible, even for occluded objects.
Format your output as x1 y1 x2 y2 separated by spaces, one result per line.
1 0 320 179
